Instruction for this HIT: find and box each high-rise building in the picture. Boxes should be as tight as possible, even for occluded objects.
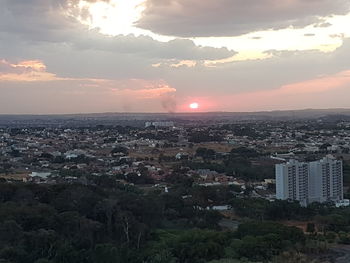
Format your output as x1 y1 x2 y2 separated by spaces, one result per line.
309 156 343 203
275 156 344 206
275 160 309 206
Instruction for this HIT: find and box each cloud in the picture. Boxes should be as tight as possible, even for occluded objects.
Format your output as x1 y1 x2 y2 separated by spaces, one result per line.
0 0 235 62
314 22 333 28
304 33 315 37
114 82 176 99
0 58 177 113
0 59 179 97
1 1 350 113
330 33 345 39
72 34 236 60
0 59 58 82
152 38 350 101
137 0 350 37
170 60 197 68
0 0 81 41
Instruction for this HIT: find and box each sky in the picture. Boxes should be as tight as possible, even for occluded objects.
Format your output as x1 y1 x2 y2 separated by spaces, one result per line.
1 0 350 114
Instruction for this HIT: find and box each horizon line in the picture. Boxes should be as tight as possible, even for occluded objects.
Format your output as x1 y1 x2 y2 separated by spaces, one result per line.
1 107 350 116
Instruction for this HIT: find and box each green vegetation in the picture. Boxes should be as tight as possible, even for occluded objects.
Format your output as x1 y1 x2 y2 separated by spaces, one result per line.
188 130 224 143
0 182 307 263
230 196 350 247
230 198 316 221
183 146 273 181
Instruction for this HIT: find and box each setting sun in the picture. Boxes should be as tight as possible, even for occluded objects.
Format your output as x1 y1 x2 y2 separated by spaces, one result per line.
189 102 199 109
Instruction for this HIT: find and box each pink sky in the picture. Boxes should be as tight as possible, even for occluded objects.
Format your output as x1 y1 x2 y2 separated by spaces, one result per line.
1 59 350 113
1 0 350 113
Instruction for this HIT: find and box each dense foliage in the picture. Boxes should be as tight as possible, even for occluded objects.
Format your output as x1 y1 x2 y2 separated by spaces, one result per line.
231 197 350 235
0 182 307 263
183 146 273 181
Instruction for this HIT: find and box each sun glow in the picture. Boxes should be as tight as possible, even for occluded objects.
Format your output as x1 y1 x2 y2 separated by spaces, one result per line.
72 0 172 41
189 102 199 109
76 0 145 35
69 1 350 61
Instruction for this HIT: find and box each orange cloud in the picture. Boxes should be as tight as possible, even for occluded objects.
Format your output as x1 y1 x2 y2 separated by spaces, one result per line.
170 60 197 68
10 60 47 71
152 60 197 68
0 59 58 82
0 59 177 113
116 84 176 99
0 60 177 98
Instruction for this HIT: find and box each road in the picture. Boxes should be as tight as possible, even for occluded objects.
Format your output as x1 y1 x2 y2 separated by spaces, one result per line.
331 245 350 263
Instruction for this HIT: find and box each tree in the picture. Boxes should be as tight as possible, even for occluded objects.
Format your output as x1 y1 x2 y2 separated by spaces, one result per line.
111 146 129 155
230 147 259 158
196 147 216 160
148 250 177 263
306 222 315 234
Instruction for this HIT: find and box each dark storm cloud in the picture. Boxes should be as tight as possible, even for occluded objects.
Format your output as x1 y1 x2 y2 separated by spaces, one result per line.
137 0 350 37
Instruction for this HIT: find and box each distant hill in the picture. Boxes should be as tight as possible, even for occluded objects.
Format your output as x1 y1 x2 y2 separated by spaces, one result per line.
1 108 350 127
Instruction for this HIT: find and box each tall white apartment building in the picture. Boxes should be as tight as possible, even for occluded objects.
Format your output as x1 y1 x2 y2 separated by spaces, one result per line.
309 156 343 203
275 156 343 206
276 160 309 206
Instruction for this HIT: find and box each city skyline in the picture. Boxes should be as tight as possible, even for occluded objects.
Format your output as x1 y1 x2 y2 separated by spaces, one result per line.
1 0 350 113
